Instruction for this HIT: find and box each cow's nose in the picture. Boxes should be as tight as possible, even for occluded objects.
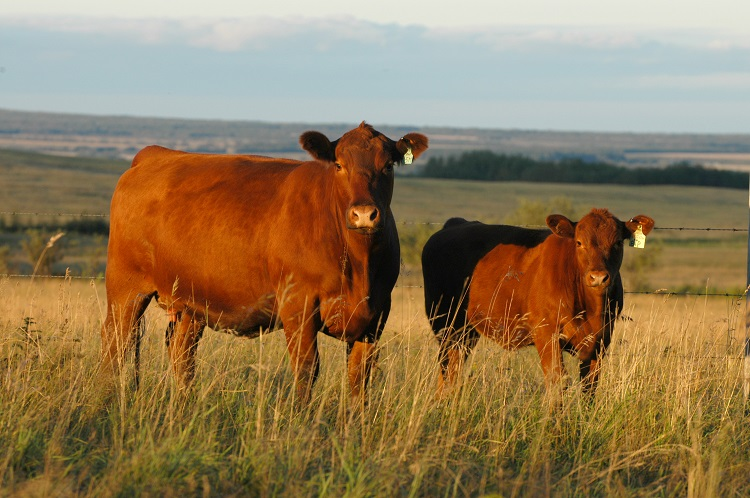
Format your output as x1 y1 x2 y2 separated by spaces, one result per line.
588 271 610 287
348 205 380 230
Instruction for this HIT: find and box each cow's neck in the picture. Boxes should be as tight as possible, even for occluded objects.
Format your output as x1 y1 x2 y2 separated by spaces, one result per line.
340 228 383 280
556 246 609 348
572 277 610 341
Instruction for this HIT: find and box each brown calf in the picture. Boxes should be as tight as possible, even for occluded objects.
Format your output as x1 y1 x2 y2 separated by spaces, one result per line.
422 209 654 397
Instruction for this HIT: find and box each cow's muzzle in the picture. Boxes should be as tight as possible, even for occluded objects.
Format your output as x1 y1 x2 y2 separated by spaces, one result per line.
587 270 611 288
347 204 382 233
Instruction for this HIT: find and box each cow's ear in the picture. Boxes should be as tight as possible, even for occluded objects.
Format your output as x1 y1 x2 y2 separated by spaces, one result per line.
546 214 575 238
396 133 429 163
623 215 655 237
300 131 337 162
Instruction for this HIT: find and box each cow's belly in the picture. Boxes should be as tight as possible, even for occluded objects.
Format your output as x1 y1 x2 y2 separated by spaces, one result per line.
318 292 383 341
210 306 277 337
322 311 377 341
467 288 548 350
469 307 536 350
159 289 278 337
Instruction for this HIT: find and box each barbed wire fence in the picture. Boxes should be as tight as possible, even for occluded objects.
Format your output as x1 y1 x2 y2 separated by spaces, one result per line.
1 211 748 296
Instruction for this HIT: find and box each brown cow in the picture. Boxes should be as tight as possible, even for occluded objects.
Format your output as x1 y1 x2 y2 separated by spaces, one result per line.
102 122 428 404
422 209 654 398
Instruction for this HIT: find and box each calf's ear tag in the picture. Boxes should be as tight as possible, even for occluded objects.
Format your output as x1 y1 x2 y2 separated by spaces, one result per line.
629 224 646 249
403 147 413 165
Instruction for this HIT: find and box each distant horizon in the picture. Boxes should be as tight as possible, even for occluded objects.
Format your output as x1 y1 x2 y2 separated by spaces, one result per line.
4 106 750 138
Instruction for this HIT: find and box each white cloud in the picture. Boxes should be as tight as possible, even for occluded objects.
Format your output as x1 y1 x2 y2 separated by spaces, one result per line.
4 16 182 44
2 15 399 52
4 14 750 55
4 0 750 34
434 26 645 51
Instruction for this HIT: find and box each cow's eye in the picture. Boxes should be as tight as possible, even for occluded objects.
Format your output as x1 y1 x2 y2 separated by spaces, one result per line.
383 162 394 174
576 240 583 248
334 162 343 171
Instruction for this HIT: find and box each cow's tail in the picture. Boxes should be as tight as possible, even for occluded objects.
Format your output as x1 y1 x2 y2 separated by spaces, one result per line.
443 217 469 230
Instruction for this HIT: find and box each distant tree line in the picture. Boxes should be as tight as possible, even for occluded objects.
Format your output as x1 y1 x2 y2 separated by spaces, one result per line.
420 151 748 189
0 216 109 235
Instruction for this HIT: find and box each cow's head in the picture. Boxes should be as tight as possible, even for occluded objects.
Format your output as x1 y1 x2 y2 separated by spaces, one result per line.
547 209 655 292
299 122 428 234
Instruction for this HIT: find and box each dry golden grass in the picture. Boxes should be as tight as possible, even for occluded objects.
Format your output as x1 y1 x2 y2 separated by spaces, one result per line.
1 276 748 496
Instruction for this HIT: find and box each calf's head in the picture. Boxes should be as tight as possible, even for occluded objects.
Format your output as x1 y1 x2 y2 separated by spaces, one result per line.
547 209 655 292
300 122 428 233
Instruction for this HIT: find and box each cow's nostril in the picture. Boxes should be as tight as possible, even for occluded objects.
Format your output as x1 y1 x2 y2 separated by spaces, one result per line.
588 271 610 287
369 208 379 222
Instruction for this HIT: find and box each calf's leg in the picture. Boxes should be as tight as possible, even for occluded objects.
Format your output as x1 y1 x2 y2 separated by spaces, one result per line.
436 327 480 397
534 329 568 398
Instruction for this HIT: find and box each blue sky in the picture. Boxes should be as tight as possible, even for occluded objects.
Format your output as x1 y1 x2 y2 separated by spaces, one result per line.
1 1 749 133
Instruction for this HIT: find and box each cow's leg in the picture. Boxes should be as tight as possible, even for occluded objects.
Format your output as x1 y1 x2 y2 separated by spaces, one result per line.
346 306 388 408
167 310 205 390
101 284 155 384
579 357 599 395
429 297 476 398
580 298 617 394
436 327 479 397
281 303 320 405
164 308 180 349
347 340 377 408
534 328 567 398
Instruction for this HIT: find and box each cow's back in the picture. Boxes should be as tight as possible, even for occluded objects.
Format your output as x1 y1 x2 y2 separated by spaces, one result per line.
108 147 311 328
110 147 300 265
422 219 549 333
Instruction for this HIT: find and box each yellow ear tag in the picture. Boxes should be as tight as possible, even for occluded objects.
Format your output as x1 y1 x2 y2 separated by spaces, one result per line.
403 147 413 165
629 224 646 249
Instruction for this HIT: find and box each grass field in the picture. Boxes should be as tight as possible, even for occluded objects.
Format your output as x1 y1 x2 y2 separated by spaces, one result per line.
2 148 750 496
0 277 748 496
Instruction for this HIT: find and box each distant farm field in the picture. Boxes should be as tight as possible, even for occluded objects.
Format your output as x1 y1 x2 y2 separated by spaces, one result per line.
1 147 747 293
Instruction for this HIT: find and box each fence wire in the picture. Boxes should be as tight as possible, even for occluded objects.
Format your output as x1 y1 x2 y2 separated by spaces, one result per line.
0 211 108 218
1 274 746 298
1 211 748 233
1 211 748 298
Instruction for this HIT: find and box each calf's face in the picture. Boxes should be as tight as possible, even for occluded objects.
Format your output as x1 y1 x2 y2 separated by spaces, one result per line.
547 209 655 293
